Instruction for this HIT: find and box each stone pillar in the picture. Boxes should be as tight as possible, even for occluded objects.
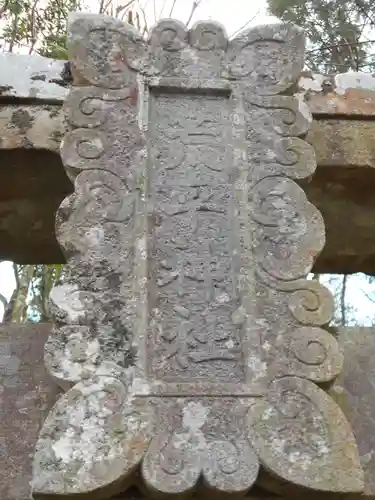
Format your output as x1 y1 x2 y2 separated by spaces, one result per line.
0 324 60 500
31 14 364 499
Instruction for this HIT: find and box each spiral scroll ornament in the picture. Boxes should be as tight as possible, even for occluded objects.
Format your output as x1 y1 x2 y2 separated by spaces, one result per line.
32 13 364 500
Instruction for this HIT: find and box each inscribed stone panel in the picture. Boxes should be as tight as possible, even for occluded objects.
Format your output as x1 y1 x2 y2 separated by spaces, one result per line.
31 14 364 500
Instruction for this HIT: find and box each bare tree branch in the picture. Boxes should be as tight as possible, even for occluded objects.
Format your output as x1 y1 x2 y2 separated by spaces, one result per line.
230 9 260 39
168 0 177 18
99 0 106 14
158 0 168 19
186 0 201 28
340 274 348 326
12 263 19 288
361 286 375 303
139 6 149 35
0 292 7 310
306 38 375 54
2 288 16 323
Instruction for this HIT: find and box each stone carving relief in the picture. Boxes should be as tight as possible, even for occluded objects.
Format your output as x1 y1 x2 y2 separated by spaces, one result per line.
32 13 364 499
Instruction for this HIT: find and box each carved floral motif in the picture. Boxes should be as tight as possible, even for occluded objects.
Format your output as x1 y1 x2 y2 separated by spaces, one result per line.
32 13 364 500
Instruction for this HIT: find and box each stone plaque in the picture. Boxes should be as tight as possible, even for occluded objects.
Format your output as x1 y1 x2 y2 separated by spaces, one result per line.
32 14 364 499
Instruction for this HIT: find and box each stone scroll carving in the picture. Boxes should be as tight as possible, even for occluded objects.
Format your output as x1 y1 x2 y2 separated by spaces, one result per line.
32 13 364 499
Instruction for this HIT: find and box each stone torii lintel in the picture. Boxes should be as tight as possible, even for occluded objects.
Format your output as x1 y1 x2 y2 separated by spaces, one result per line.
3 54 375 274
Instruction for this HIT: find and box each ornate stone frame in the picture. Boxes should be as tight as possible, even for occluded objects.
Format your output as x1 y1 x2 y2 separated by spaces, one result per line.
32 13 364 499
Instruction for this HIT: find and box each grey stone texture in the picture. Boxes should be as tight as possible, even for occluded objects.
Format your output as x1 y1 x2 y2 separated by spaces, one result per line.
4 72 375 276
32 13 363 499
331 327 375 498
2 324 375 500
0 324 61 500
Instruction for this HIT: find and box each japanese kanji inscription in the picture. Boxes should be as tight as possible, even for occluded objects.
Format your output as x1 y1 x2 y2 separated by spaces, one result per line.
32 13 364 499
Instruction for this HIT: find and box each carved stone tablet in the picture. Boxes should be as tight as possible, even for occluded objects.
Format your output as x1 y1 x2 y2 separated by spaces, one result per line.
32 13 364 499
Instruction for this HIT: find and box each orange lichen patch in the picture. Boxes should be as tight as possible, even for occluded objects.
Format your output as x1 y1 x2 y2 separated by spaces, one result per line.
298 71 375 116
307 88 375 116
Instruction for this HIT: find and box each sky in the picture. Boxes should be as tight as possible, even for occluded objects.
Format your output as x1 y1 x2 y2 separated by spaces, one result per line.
1 0 375 324
90 0 276 38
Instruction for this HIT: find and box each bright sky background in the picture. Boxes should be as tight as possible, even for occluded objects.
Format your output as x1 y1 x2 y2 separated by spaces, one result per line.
1 0 375 324
88 0 277 37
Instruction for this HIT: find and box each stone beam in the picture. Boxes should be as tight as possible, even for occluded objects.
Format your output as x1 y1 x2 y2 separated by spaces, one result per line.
1 54 375 274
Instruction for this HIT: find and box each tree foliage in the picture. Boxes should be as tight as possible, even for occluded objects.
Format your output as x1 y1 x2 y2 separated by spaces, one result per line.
0 0 80 55
267 0 375 72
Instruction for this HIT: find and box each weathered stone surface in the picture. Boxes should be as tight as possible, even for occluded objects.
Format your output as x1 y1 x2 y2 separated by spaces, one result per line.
31 13 363 499
298 71 375 116
331 327 375 498
0 323 60 500
5 52 375 114
307 120 375 274
0 53 69 101
0 104 64 150
2 323 375 499
0 148 69 264
0 323 256 500
308 119 375 168
2 59 375 272
3 113 375 273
